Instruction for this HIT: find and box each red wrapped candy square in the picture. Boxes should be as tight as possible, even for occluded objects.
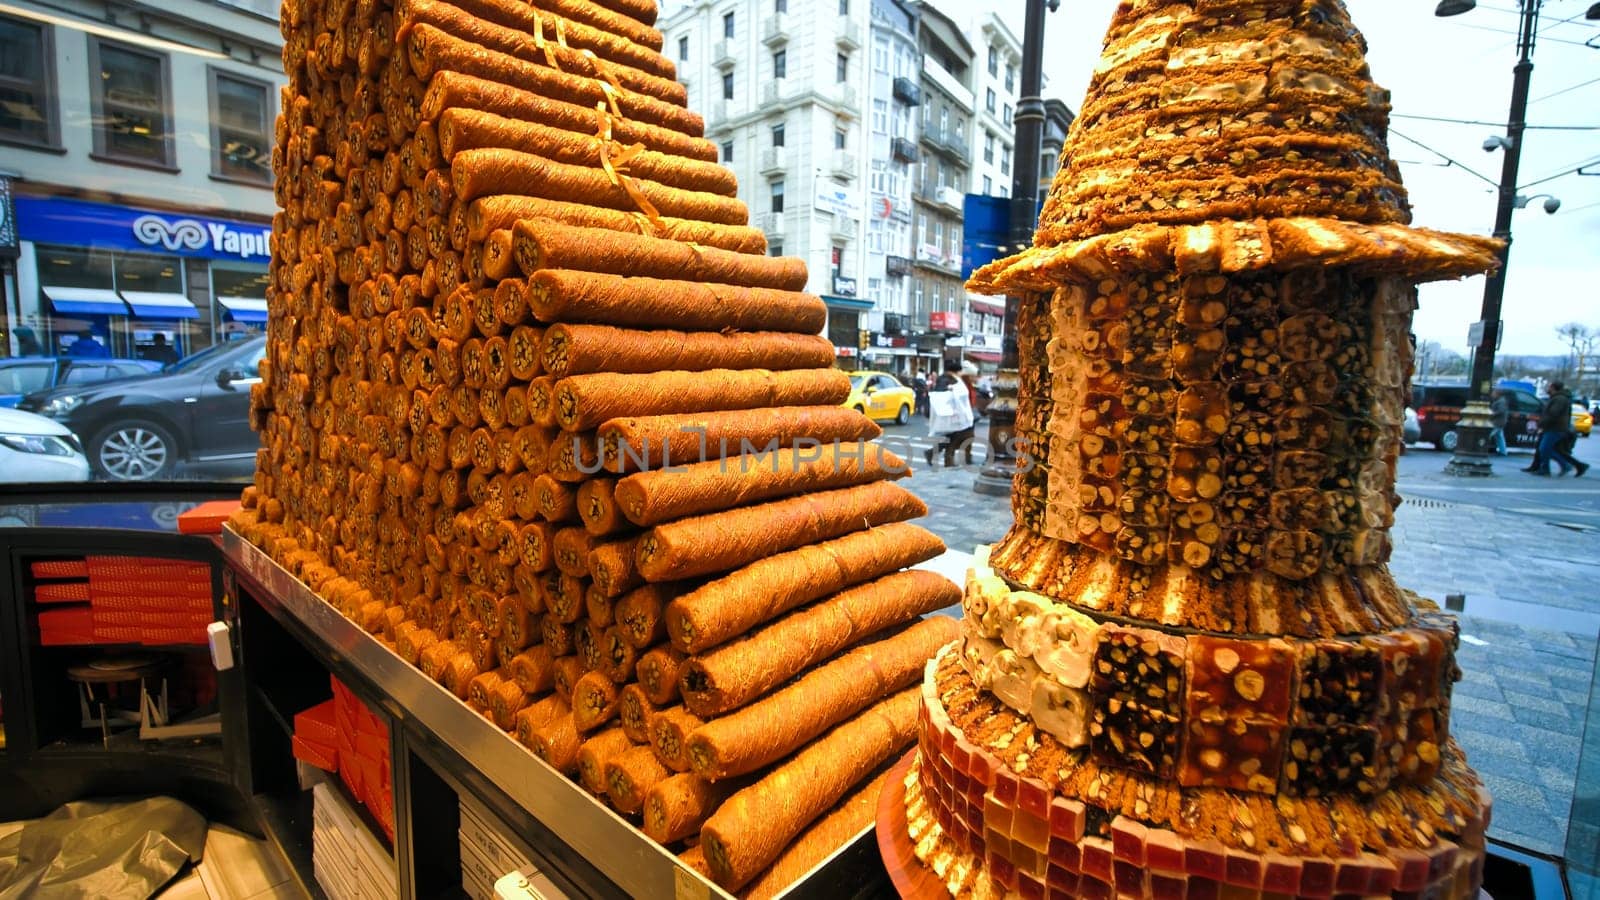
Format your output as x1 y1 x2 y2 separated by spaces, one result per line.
985 795 1014 834
1110 816 1147 864
1013 810 1050 853
1298 857 1336 897
1426 840 1459 881
1185 876 1221 900
1019 776 1050 820
1081 836 1114 883
1335 858 1369 894
1391 848 1430 891
1049 797 1085 840
1145 827 1184 873
994 767 1020 804
1046 864 1079 897
1150 871 1186 900
987 851 1018 891
1364 854 1398 894
1185 840 1227 881
1224 848 1263 888
1114 860 1145 896
1261 854 1302 893
1077 874 1111 900
1048 836 1081 873
1017 872 1045 900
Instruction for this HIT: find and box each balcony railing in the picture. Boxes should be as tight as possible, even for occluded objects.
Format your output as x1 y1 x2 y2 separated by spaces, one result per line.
891 137 918 163
758 212 786 236
832 83 859 114
763 15 789 46
713 41 735 68
761 147 787 176
831 152 857 179
921 128 969 160
892 76 921 106
836 22 862 49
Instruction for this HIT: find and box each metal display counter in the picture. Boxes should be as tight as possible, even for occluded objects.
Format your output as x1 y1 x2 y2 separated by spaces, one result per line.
220 525 891 900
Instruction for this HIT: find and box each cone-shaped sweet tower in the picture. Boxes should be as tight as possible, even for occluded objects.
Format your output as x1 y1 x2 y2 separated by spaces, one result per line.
905 1 1498 897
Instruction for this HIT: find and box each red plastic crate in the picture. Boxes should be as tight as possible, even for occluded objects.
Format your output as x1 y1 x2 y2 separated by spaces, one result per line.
178 500 243 535
292 734 339 772
91 579 212 601
31 559 88 578
294 700 339 747
33 582 91 603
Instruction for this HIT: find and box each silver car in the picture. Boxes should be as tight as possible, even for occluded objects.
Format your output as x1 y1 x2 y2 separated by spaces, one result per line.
0 407 90 483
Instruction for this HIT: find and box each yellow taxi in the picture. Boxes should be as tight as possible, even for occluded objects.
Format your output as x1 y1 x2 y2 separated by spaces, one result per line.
1575 403 1593 438
843 371 916 425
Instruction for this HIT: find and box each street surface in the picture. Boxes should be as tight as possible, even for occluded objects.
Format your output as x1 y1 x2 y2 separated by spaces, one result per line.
886 416 1600 856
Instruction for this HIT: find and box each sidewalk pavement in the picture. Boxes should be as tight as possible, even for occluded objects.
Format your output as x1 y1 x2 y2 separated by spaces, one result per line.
901 458 1599 856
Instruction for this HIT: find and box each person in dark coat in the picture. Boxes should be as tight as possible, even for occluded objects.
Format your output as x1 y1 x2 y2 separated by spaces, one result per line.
1531 381 1586 477
910 371 930 416
925 361 976 467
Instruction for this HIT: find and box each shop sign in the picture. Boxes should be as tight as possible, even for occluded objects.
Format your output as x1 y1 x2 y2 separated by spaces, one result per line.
832 275 857 297
835 346 857 358
15 195 272 262
870 332 907 348
0 177 17 259
929 311 962 332
813 185 862 219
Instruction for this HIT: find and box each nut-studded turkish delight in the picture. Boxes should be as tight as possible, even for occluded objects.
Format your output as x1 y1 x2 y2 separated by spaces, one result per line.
1118 489 1170 528
1090 693 1182 777
1125 452 1172 492
1117 526 1169 566
1264 529 1324 579
1278 404 1334 451
1384 706 1444 785
1080 393 1126 439
1123 379 1176 418
1372 625 1451 712
1168 446 1224 501
1217 527 1265 574
1171 327 1226 382
1187 634 1297 724
1033 605 1100 688
1278 312 1343 362
1269 487 1330 532
1179 276 1229 325
1283 722 1381 795
1174 383 1229 445
1032 678 1093 748
1275 450 1332 490
1091 625 1187 710
1282 360 1339 405
1178 718 1285 792
1124 415 1171 455
1169 501 1224 569
1296 637 1383 726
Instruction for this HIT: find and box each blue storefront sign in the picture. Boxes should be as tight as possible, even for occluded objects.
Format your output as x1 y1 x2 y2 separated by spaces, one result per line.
15 195 271 262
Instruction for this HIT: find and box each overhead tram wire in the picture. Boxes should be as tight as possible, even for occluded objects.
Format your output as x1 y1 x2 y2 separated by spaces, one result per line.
1391 112 1600 130
1388 128 1502 188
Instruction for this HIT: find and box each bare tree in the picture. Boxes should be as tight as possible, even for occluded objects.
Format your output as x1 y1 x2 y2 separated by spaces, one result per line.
1556 323 1598 395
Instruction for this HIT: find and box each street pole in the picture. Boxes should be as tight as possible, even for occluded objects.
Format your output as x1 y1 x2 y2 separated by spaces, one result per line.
975 0 1054 496
1444 0 1539 477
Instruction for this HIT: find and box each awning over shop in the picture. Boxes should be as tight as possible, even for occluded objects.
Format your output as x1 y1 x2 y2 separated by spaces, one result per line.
965 350 1002 363
968 299 1005 317
42 286 128 317
218 297 270 323
821 294 873 310
864 347 917 357
120 291 201 320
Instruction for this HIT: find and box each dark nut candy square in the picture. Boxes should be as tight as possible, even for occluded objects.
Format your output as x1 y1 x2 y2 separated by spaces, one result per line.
1187 634 1296 723
1228 379 1286 415
1080 319 1129 360
1174 383 1229 445
1296 638 1383 726
1171 327 1226 382
1177 718 1286 792
1282 723 1382 796
1117 489 1170 528
1385 707 1444 785
1124 415 1172 455
1274 450 1331 490
1278 312 1343 363
1168 501 1225 570
1091 625 1187 709
1277 404 1334 451
1084 285 1131 321
1373 628 1448 711
1329 414 1382 458
1217 527 1266 575
1122 343 1175 380
1124 452 1172 491
1079 393 1127 438
1123 379 1176 418
1223 412 1276 457
1179 276 1230 325
1269 487 1330 533
1115 526 1169 566
1089 693 1182 778
1282 360 1339 405
1168 446 1225 501
1264 529 1325 580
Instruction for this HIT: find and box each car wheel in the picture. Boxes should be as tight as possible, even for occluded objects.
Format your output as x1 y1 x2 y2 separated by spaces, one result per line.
852 405 869 419
1439 430 1458 452
895 404 911 426
92 420 178 481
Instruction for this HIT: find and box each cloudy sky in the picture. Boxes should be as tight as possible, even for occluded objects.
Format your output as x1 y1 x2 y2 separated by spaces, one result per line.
1002 0 1600 356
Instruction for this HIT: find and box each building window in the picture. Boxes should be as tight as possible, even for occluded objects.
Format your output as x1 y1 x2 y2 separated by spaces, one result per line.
679 36 689 60
1003 103 1013 126
872 98 888 134
772 122 785 147
1041 152 1057 177
776 0 787 12
769 242 784 256
1001 145 1011 176
983 131 995 163
982 175 992 194
771 180 785 213
721 139 734 162
722 71 734 99
724 11 736 37
773 49 787 79
836 53 849 84
839 0 849 13
1005 62 1016 92
985 88 995 114
90 40 174 167
209 69 272 184
873 38 889 73
987 46 998 76
0 14 57 147
835 128 847 150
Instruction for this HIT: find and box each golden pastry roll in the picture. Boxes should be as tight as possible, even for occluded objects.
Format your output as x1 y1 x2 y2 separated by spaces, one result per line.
699 688 919 890
513 694 565 750
504 386 533 429
637 646 686 707
541 614 576 656
513 221 804 291
571 670 620 732
546 432 602 482
741 767 895 900
443 651 480 700
425 71 714 164
491 678 529 731
510 644 557 695
507 326 543 379
515 425 554 475
554 368 849 433
599 406 881 473
552 526 598 577
518 521 553 573
526 376 558 427
527 270 825 334
646 706 703 774
592 0 657 27
575 619 607 675
439 109 734 196
585 583 617 628
615 583 678 648
468 196 761 253
618 683 656 744
679 846 711 880
599 625 639 684
642 773 740 845
467 670 504 711
545 573 587 624
398 0 675 83
605 745 669 815
512 562 545 612
529 710 583 775
542 325 834 380
680 570 959 717
577 478 629 537
589 536 642 597
397 625 439 665
450 147 741 222
576 726 634 797
662 522 947 646
419 639 460 681
403 25 698 136
534 473 579 523
637 482 927 582
552 655 587 702
615 443 907 527
499 595 535 649
685 617 955 780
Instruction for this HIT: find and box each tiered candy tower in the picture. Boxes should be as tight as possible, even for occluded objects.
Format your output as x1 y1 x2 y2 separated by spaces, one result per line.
903 1 1505 897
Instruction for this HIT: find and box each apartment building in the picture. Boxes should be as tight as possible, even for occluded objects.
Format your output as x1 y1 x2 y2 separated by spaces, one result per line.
909 2 972 369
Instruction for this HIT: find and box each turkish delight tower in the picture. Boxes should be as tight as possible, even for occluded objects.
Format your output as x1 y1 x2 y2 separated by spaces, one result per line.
903 0 1506 897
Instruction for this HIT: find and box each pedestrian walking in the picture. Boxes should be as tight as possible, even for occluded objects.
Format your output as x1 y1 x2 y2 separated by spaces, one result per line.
1530 381 1587 477
1488 389 1509 456
910 372 929 417
925 361 975 467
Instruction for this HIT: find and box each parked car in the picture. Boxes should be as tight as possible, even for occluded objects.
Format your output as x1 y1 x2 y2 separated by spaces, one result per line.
19 337 266 481
0 357 162 408
1411 382 1542 451
0 407 90 483
1575 403 1593 438
843 371 916 425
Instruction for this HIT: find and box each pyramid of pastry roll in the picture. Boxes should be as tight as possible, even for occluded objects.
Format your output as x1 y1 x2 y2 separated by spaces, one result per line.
227 0 960 893
900 2 1498 899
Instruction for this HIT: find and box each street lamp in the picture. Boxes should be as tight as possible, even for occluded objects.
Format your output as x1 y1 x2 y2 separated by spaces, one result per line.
1513 192 1562 213
1441 0 1543 477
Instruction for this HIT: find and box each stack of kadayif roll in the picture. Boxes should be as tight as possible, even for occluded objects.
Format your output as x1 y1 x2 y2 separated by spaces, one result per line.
227 0 961 892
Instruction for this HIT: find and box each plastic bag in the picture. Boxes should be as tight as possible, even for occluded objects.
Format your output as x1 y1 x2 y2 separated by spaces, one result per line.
0 796 207 899
928 389 973 435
